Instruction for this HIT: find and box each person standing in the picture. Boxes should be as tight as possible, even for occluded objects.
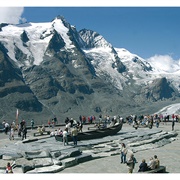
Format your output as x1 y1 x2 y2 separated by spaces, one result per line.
51 119 55 128
48 119 51 128
4 122 10 135
120 143 127 163
31 119 34 130
63 128 68 146
10 125 14 140
79 115 82 124
156 118 160 128
54 117 57 126
22 126 27 140
17 124 22 137
172 120 175 131
71 126 78 146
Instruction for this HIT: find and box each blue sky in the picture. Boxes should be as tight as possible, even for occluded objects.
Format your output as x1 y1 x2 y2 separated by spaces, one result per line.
21 7 180 60
0 6 180 60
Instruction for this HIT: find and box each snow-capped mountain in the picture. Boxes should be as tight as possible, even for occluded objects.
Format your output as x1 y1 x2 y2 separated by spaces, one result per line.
0 16 180 122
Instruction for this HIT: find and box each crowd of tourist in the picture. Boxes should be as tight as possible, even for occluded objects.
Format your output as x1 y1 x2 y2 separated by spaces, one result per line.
1 112 179 143
125 113 179 130
49 117 83 146
1 119 27 140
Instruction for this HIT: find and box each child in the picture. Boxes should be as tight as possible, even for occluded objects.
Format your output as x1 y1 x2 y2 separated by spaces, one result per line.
6 162 13 173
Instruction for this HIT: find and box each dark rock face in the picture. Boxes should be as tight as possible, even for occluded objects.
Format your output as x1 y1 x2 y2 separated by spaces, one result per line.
0 23 9 31
21 31 29 44
0 44 44 118
47 30 65 53
142 77 177 101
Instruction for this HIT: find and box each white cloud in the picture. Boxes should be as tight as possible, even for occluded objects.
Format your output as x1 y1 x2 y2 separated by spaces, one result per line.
147 54 180 73
0 7 25 24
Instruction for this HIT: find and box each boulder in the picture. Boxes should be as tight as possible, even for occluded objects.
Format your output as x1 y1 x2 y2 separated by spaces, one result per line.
75 153 92 163
33 157 53 168
61 157 77 168
52 158 62 166
24 150 50 160
60 148 82 157
50 150 61 158
26 165 64 173
2 153 23 160
15 158 35 173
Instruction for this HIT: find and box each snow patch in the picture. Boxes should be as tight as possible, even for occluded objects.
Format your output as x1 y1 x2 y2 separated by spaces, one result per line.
155 103 180 116
84 47 126 90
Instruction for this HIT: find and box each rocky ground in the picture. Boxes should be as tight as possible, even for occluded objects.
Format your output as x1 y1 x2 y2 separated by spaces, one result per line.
0 122 179 174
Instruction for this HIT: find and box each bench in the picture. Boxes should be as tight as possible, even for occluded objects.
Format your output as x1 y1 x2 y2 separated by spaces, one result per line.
140 166 166 173
33 131 51 137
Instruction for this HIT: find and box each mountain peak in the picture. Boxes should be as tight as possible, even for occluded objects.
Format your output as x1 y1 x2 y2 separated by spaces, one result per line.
52 15 65 21
1 15 180 121
79 28 113 49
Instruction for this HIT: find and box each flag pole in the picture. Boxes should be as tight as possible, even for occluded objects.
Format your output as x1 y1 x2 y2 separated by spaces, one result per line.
16 109 19 125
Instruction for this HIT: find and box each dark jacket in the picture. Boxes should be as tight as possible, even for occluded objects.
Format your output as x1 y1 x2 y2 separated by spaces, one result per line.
138 162 148 172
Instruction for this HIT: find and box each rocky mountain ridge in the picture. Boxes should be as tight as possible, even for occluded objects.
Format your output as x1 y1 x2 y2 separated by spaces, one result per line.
0 16 179 123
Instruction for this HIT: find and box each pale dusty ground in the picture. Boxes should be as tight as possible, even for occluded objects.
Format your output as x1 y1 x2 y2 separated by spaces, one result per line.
60 122 180 174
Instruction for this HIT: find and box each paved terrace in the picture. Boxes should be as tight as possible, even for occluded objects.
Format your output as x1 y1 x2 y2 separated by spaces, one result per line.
0 122 179 173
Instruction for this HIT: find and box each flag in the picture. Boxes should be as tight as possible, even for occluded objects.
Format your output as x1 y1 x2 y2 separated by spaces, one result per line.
11 161 16 169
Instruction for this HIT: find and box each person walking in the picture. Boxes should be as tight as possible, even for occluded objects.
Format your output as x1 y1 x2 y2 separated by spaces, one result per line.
156 118 160 128
31 119 34 130
22 126 27 140
4 122 10 135
10 125 14 140
120 143 127 163
126 153 136 173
